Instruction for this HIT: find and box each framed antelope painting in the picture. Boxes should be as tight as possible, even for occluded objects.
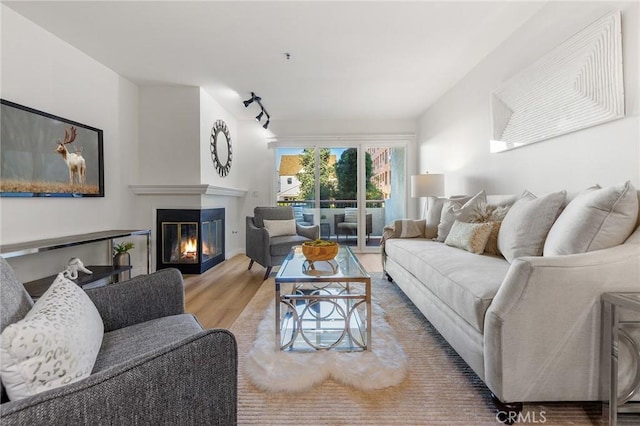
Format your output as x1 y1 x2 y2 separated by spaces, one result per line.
0 99 104 197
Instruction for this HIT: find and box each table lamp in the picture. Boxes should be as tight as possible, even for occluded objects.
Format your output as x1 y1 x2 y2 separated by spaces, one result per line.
411 173 445 218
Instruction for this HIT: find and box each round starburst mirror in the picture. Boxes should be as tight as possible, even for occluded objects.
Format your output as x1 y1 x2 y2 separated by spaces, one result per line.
210 119 232 177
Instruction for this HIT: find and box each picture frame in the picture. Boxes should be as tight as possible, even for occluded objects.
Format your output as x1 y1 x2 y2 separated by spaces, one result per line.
0 99 104 197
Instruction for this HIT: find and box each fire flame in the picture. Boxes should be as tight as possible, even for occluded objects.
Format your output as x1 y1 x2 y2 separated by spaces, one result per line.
182 238 197 258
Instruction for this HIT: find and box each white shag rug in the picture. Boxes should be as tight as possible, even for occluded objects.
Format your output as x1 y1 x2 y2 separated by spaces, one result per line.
244 299 408 392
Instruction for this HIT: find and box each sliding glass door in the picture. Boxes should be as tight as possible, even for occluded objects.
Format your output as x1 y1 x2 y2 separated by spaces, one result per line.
275 143 406 252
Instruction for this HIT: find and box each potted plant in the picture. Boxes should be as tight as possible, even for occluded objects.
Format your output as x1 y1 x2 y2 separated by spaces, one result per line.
113 241 134 268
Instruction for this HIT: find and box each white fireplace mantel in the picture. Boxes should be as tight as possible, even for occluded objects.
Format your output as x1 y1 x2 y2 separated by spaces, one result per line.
129 184 247 197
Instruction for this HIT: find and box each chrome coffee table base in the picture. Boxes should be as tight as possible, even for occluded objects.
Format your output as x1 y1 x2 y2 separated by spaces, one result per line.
275 246 371 352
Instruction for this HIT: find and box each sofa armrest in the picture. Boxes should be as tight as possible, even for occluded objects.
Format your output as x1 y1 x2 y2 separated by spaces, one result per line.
484 242 640 402
86 268 184 332
296 223 319 240
0 329 237 425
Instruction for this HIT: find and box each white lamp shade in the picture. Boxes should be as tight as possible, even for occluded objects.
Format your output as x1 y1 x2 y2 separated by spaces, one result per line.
410 174 444 198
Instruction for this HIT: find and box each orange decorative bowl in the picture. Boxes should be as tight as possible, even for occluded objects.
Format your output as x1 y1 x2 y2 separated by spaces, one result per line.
301 240 339 262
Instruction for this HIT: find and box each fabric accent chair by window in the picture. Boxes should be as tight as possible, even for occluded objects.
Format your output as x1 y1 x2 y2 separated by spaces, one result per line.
334 209 373 242
0 258 238 425
246 206 320 280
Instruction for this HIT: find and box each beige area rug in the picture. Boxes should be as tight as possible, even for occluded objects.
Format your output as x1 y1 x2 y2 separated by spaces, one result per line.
229 273 610 425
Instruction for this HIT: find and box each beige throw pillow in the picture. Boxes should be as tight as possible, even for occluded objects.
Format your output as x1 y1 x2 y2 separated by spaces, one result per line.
263 219 297 237
497 190 566 263
467 201 511 255
544 181 639 256
444 221 493 254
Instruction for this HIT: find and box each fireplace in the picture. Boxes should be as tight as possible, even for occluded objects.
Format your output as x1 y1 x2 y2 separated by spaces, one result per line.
156 208 225 274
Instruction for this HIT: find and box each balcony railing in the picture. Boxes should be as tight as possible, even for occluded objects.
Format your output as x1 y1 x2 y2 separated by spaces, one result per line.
277 199 386 246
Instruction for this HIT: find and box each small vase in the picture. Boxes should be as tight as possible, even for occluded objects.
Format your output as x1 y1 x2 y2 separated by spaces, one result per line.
113 252 131 267
113 252 131 281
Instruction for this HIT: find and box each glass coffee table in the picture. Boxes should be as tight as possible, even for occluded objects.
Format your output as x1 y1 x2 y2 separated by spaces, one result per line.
275 245 371 352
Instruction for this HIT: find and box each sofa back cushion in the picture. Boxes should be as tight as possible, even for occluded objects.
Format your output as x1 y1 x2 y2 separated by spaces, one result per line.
424 197 446 238
544 181 639 256
435 195 476 242
0 258 33 334
498 190 566 263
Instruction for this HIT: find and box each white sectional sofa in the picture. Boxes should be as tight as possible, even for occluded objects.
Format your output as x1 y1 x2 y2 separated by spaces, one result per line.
383 183 640 408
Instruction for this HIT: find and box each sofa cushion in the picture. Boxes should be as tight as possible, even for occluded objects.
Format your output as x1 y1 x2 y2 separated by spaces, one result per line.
1 274 104 401
498 190 566 263
544 181 639 256
385 238 510 332
93 314 202 373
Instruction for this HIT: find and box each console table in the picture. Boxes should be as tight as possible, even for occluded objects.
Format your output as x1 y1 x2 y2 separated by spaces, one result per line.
0 229 151 298
601 292 640 425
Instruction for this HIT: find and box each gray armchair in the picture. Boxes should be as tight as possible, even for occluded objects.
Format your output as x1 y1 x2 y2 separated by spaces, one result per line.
334 212 373 242
246 206 320 280
0 258 237 425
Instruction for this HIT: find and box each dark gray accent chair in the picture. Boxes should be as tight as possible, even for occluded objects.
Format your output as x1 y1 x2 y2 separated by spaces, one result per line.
246 206 319 280
334 212 373 242
0 258 237 425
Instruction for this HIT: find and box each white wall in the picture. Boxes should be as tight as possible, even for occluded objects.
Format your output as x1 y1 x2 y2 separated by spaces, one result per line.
417 2 640 196
0 6 140 280
138 86 200 185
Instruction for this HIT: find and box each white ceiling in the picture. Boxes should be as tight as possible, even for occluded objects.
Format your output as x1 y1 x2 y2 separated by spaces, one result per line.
4 1 546 122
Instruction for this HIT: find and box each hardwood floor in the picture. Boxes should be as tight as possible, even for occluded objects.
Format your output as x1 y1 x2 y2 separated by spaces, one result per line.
183 252 383 329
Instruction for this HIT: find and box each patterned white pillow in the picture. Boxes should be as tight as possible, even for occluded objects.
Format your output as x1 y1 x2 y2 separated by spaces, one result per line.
0 274 104 401
444 221 493 254
263 219 297 237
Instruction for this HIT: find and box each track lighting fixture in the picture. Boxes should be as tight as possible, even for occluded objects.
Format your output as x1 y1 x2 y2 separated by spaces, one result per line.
243 91 270 129
243 92 261 107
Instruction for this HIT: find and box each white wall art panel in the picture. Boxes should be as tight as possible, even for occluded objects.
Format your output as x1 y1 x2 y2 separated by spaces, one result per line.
490 11 624 153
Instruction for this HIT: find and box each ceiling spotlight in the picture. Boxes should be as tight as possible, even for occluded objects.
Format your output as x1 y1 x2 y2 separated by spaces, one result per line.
242 92 261 107
243 91 270 129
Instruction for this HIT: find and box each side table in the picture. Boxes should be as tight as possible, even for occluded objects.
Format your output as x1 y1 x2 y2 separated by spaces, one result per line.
320 222 331 240
601 292 640 425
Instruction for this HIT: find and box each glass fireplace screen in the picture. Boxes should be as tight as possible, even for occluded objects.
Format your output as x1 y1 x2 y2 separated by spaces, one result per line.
202 219 222 261
162 222 199 264
161 219 223 265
